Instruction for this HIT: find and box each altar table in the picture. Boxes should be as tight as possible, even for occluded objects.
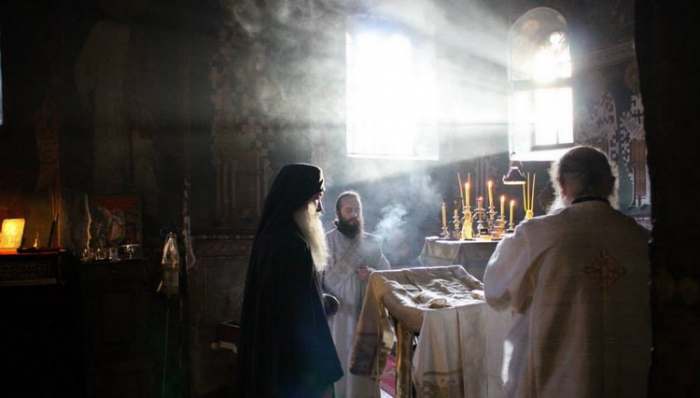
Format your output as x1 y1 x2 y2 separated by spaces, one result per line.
419 237 499 281
349 265 511 398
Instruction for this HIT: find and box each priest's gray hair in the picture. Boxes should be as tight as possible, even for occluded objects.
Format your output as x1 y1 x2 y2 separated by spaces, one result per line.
550 146 617 205
294 200 329 271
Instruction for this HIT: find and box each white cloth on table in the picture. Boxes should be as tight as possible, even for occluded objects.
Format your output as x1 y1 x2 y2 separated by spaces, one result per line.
323 229 390 398
349 265 497 398
484 201 651 398
413 301 512 398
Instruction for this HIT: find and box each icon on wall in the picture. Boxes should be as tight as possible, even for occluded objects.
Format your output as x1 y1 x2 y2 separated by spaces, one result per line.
0 218 26 250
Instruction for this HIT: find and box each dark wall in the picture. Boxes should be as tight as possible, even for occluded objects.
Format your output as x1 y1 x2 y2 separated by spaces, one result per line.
0 1 92 192
0 0 218 247
636 1 700 396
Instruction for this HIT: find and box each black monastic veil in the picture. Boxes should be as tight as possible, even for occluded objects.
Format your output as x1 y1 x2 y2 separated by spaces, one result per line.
238 164 342 398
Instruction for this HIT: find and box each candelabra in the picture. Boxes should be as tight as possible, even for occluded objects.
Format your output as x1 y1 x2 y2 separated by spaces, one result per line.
441 224 450 239
474 206 488 237
452 207 462 240
487 205 497 235
461 207 474 240
491 215 506 240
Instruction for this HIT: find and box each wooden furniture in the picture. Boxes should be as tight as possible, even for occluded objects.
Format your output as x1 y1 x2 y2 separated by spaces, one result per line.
79 258 166 398
0 250 181 398
0 250 83 397
187 235 252 397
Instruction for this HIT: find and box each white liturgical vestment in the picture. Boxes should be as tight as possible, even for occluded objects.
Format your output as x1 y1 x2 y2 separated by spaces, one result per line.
323 229 390 398
484 200 651 398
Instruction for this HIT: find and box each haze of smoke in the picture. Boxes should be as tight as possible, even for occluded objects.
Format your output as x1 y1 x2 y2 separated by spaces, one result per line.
373 203 408 240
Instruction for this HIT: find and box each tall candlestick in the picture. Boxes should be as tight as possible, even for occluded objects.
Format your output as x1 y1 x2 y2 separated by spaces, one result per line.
487 180 494 208
500 195 506 217
441 201 447 229
458 173 464 208
510 199 515 225
530 173 536 211
465 182 470 208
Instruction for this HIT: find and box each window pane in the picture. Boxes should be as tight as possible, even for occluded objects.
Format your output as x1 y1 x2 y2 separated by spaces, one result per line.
509 9 573 161
534 87 572 146
346 28 437 160
533 31 571 83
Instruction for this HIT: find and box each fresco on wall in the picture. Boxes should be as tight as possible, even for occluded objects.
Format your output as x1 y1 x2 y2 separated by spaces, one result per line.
576 59 650 216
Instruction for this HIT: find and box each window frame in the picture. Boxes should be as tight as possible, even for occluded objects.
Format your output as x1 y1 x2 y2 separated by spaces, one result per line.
508 8 574 161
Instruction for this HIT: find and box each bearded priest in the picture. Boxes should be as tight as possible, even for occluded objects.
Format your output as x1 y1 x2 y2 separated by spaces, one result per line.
323 191 390 398
238 164 342 398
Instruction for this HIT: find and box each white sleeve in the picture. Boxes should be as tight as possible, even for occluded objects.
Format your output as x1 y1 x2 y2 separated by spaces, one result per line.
483 223 533 312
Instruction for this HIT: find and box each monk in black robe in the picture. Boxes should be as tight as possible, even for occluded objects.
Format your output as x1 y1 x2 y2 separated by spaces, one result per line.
238 164 343 397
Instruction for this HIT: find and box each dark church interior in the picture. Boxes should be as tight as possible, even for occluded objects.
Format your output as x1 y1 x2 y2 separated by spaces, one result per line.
1 0 698 397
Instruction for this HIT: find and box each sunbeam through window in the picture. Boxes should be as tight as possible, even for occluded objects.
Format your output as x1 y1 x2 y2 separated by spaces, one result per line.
346 20 438 160
509 8 573 161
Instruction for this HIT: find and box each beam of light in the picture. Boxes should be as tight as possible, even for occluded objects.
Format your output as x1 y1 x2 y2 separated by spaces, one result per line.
346 28 437 160
509 87 573 159
534 87 573 145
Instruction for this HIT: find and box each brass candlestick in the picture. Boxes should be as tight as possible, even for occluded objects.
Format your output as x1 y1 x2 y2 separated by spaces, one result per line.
523 173 536 220
487 205 497 235
507 216 515 233
475 206 488 237
461 207 474 240
491 216 506 240
440 225 450 239
452 206 462 240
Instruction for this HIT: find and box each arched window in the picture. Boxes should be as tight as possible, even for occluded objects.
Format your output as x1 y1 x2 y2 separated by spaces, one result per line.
509 8 573 160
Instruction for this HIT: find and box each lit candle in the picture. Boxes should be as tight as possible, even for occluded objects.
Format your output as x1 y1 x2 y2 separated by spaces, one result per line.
477 196 483 210
487 180 494 208
458 173 464 208
510 199 516 225
465 182 470 208
441 201 447 229
500 195 505 217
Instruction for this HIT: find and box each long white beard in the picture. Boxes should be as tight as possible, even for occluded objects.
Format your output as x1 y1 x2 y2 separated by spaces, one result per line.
294 201 328 271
